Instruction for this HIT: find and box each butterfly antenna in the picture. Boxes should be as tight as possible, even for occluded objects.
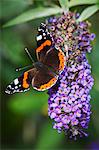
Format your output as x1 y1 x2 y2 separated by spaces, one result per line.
25 47 35 63
15 64 33 72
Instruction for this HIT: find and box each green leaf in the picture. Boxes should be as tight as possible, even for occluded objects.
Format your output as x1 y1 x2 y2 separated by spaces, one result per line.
69 0 99 8
59 0 69 11
3 6 62 27
0 0 30 19
8 91 48 115
77 5 99 22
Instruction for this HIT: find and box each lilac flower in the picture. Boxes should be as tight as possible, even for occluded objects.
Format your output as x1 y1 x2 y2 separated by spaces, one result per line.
48 55 93 139
46 12 95 139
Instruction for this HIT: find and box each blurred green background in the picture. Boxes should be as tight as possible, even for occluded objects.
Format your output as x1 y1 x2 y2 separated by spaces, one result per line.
1 0 99 149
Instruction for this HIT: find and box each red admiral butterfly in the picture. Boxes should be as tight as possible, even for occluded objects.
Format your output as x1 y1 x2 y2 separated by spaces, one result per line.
5 23 66 94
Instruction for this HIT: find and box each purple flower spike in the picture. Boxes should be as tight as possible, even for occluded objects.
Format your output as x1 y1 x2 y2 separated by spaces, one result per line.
48 55 93 139
46 12 95 139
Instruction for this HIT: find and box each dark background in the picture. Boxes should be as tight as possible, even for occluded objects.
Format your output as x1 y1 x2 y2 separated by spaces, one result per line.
1 0 99 149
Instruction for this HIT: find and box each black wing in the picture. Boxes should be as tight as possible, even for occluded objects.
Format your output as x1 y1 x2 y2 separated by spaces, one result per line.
5 68 37 94
32 66 58 91
36 23 52 61
42 48 66 74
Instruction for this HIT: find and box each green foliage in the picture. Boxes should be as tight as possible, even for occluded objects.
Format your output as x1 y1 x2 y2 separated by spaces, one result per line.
35 121 64 149
3 6 62 27
69 0 99 7
59 0 68 11
1 29 24 63
8 91 48 115
77 5 99 21
2 0 99 27
0 0 30 19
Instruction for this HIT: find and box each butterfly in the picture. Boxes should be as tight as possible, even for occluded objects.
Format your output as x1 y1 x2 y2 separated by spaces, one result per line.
5 23 66 94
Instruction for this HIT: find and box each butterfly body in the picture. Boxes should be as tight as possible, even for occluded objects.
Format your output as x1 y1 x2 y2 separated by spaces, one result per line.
34 62 46 70
5 23 66 94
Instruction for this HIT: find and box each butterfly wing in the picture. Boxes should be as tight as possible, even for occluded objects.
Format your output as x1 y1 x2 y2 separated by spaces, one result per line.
42 48 66 74
5 66 58 93
36 23 52 61
5 68 37 94
36 23 65 74
32 67 58 91
36 23 51 46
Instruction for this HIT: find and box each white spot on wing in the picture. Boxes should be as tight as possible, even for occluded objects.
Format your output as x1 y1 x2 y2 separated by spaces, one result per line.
43 33 46 36
37 35 42 41
14 79 19 85
38 28 41 31
15 86 18 89
8 85 11 88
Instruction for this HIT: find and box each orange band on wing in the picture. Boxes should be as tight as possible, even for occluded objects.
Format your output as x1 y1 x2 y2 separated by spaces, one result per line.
58 50 65 72
38 77 57 90
23 72 29 88
36 40 51 52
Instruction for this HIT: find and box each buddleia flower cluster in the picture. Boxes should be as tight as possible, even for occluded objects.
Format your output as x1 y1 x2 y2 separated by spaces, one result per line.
46 12 95 139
